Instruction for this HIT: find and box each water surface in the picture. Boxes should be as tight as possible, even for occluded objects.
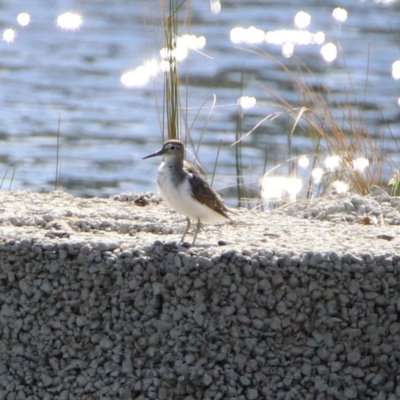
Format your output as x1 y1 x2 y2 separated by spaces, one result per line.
0 0 400 203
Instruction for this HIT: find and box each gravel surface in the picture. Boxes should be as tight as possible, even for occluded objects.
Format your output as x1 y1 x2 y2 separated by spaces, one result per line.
0 189 400 399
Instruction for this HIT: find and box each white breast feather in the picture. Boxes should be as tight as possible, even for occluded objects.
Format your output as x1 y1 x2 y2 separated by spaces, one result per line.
157 162 227 224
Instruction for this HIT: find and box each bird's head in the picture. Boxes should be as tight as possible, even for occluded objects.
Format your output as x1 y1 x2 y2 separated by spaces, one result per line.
143 140 185 161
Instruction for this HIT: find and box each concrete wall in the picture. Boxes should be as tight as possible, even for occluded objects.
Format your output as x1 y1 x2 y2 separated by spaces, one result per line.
1 238 399 399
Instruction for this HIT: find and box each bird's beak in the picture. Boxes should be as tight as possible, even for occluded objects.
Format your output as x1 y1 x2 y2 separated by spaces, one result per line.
143 149 163 160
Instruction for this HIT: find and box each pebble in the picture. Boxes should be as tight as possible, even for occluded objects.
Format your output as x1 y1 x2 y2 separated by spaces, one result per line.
246 388 258 400
271 273 284 287
347 350 361 365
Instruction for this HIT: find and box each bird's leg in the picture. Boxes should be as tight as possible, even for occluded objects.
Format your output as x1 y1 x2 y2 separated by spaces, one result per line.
192 218 202 245
180 217 191 243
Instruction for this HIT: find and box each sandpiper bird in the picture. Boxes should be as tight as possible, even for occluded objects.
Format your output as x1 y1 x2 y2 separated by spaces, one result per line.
143 140 231 245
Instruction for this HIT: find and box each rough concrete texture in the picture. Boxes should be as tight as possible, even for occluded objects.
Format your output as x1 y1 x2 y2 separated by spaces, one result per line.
0 190 400 399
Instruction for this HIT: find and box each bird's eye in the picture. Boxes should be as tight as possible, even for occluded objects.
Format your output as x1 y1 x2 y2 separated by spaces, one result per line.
170 145 175 150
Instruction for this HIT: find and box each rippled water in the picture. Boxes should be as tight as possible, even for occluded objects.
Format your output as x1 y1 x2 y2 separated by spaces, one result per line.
1 0 400 202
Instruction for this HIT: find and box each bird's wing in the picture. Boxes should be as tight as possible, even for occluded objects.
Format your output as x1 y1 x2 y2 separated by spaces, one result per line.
188 173 231 219
183 160 206 179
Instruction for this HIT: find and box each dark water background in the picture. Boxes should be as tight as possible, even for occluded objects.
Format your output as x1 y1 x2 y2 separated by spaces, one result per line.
1 0 400 203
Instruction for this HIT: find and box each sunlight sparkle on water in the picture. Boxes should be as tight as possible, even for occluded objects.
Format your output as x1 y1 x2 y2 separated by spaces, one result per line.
160 46 187 62
143 59 159 76
298 156 309 169
57 12 83 30
314 32 326 45
159 60 170 72
312 168 324 184
294 11 311 29
352 157 369 172
265 29 324 46
178 34 206 51
231 26 325 48
392 60 400 80
260 176 302 202
286 178 303 200
282 42 294 57
160 34 206 62
122 34 206 88
2 29 15 43
121 65 155 88
321 43 337 62
238 96 256 109
210 0 221 13
332 180 349 194
17 13 30 27
230 26 264 44
332 7 348 22
325 155 340 170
